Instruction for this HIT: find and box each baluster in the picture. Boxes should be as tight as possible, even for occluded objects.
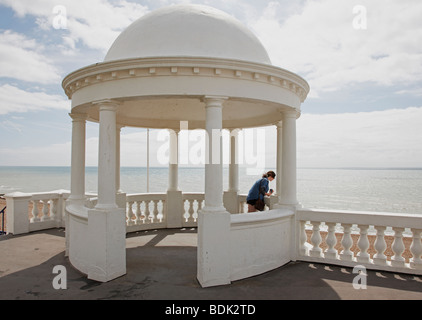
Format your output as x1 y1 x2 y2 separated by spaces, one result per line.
357 224 370 263
194 200 201 221
410 229 422 270
310 221 322 258
144 200 151 224
152 200 159 223
31 200 40 222
373 226 387 266
183 200 190 222
158 200 165 222
188 200 194 223
391 227 405 267
135 201 142 225
298 220 308 257
41 200 50 221
50 199 57 221
325 222 339 260
340 224 353 261
127 201 135 226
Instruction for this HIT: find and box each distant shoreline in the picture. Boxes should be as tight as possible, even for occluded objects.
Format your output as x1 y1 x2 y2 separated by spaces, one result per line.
1 166 421 170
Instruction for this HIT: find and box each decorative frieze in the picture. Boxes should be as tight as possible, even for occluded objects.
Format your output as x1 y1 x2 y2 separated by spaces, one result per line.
63 59 309 102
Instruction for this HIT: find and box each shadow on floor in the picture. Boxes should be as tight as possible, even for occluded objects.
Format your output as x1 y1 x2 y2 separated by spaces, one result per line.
0 228 421 300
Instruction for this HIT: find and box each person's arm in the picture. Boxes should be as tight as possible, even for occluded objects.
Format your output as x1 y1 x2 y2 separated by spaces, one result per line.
264 179 273 196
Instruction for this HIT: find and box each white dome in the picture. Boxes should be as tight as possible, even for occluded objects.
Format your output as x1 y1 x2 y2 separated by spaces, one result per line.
104 4 272 65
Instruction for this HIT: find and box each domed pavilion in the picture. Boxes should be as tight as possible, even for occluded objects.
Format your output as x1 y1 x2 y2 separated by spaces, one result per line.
62 4 309 287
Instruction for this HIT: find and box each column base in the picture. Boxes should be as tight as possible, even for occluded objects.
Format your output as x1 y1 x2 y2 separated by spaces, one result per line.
197 209 231 287
87 207 126 282
116 192 127 209
166 190 183 228
223 191 239 214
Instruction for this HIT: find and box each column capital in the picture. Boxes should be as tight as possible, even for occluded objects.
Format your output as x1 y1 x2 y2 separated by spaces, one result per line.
202 96 228 108
168 128 180 134
282 109 299 119
69 113 87 122
92 99 121 111
275 120 283 128
228 128 242 134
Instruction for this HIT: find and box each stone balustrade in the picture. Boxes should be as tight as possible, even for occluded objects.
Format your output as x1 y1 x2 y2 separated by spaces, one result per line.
4 190 422 277
296 208 422 275
5 191 69 235
125 193 167 233
182 193 204 227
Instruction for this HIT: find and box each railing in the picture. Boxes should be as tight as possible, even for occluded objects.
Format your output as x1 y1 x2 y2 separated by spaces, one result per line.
0 205 6 235
182 193 204 227
4 191 69 235
126 193 167 233
7 190 422 277
297 208 422 275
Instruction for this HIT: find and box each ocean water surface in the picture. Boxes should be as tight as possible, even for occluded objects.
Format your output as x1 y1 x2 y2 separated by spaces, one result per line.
0 166 421 215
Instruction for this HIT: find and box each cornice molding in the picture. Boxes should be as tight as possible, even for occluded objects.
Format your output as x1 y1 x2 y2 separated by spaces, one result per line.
62 57 310 103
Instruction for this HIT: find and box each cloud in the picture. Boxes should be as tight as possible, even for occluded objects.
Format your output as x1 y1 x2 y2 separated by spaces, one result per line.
0 84 69 115
2 107 421 168
0 141 71 166
250 0 422 96
0 0 149 53
0 30 62 84
297 107 422 168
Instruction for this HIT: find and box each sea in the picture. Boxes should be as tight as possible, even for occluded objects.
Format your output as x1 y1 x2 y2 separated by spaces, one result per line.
0 166 421 215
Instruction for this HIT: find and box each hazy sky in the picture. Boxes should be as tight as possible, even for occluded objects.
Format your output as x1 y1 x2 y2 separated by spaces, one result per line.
0 0 421 168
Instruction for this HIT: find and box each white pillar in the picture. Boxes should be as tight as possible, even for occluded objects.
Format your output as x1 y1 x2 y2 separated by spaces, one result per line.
202 97 227 213
198 96 231 288
279 111 298 207
95 101 119 209
116 125 122 194
115 125 127 209
276 121 282 199
228 129 239 193
168 129 179 192
166 129 183 228
224 128 240 214
69 113 86 202
87 99 126 282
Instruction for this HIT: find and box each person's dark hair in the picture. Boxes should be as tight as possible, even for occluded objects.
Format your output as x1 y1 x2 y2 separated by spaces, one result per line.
262 171 276 179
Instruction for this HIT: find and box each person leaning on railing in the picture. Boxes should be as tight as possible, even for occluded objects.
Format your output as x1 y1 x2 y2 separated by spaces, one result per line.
246 171 275 212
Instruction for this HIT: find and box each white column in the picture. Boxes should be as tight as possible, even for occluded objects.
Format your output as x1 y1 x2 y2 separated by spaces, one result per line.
203 96 227 213
69 113 86 201
95 100 119 209
168 129 179 192
197 96 230 288
116 125 123 194
279 111 298 207
115 124 127 209
86 100 126 283
228 129 240 193
276 121 282 199
223 128 240 214
166 128 183 229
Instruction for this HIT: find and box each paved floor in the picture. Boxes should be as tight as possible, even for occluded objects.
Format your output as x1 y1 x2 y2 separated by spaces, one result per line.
0 228 421 301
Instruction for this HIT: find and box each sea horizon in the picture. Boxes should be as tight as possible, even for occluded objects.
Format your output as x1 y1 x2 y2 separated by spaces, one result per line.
1 166 421 215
